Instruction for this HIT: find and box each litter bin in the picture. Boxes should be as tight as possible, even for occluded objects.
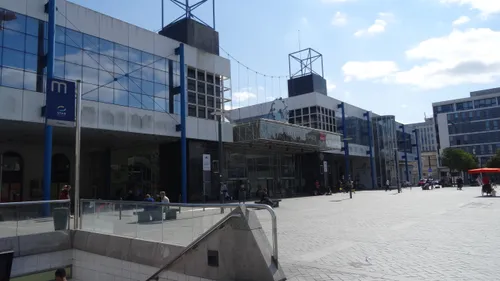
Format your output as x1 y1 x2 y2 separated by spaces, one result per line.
53 207 69 230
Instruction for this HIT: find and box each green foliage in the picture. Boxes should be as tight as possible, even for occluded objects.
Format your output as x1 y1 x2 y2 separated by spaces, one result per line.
486 150 500 168
441 148 478 172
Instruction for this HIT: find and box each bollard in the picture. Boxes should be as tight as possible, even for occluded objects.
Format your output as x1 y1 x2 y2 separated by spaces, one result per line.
119 198 122 220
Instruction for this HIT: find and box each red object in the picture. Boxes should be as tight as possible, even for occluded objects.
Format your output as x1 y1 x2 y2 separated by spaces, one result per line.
468 168 500 174
59 188 69 200
483 176 490 185
319 133 326 141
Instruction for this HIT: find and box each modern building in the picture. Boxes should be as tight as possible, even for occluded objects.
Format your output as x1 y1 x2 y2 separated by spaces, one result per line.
0 0 233 202
227 49 418 194
433 87 500 174
406 117 438 179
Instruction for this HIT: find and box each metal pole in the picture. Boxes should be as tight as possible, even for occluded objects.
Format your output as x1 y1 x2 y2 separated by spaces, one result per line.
365 111 376 189
401 125 409 182
338 103 351 198
178 43 187 203
394 149 400 192
185 0 190 18
161 0 164 28
217 111 224 185
212 0 216 29
43 0 56 213
73 80 82 229
413 129 422 181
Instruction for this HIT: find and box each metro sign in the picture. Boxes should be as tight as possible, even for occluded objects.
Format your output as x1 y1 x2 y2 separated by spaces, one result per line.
45 78 76 127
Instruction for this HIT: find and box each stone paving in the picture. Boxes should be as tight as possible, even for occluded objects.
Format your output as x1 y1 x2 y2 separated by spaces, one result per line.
2 186 499 280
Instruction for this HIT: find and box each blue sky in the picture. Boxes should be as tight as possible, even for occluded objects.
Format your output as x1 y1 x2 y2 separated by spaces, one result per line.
71 0 500 124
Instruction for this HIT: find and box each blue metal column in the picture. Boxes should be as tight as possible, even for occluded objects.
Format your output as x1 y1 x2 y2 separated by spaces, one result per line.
337 103 349 182
43 0 56 203
400 125 409 182
413 129 422 181
176 43 187 203
364 111 376 189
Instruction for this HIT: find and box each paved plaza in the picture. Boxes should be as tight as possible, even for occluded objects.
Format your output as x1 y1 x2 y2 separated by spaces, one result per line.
2 186 499 280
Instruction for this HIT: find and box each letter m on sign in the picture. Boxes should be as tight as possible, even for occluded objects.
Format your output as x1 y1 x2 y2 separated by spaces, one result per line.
51 80 68 94
46 78 76 127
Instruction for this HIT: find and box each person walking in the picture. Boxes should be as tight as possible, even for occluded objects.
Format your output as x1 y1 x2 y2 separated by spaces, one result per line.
385 179 390 192
238 181 246 204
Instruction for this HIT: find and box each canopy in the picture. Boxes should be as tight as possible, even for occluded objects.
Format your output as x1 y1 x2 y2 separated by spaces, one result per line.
467 168 500 174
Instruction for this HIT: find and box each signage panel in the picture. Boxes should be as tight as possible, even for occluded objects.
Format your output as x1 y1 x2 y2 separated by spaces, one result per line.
46 78 76 127
203 154 211 171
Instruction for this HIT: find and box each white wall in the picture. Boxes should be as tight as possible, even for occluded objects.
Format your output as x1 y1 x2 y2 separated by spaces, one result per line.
72 249 207 281
0 87 232 142
10 250 73 278
436 113 450 152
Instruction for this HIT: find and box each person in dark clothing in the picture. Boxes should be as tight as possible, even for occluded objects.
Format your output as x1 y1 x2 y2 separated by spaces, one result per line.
55 268 67 281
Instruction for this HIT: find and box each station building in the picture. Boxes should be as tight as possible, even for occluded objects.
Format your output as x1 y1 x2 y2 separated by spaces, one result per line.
227 49 419 195
0 0 419 203
0 0 232 202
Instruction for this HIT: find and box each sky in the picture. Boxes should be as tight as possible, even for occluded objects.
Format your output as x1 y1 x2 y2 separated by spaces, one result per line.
70 0 500 124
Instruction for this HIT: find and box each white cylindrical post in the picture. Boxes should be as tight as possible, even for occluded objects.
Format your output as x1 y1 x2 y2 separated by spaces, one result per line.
74 80 82 229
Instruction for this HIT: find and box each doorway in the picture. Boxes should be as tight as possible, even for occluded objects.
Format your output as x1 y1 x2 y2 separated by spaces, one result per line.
1 152 23 202
51 153 70 200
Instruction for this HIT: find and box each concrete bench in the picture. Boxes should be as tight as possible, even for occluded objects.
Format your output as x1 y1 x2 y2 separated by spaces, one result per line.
254 199 281 208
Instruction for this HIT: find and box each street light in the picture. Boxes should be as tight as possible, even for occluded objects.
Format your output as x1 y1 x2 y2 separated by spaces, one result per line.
341 137 353 198
211 110 225 213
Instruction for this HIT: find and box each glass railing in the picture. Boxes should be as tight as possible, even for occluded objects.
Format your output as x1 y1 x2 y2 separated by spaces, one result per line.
79 199 278 262
0 199 71 238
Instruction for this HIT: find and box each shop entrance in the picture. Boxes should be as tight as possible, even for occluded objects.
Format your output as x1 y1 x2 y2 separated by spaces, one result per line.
1 152 23 202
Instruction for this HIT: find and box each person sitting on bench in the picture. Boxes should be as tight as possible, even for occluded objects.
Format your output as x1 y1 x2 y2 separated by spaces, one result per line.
256 187 275 206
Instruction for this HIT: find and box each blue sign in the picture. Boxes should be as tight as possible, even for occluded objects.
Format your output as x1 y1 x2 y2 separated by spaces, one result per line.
428 168 432 173
46 78 76 127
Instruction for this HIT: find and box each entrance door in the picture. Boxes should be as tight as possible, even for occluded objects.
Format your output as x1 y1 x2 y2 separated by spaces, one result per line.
1 152 23 202
51 154 70 200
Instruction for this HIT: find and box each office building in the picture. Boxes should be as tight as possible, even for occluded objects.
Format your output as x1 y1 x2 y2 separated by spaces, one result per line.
406 117 438 179
433 87 500 173
0 0 232 202
227 49 418 194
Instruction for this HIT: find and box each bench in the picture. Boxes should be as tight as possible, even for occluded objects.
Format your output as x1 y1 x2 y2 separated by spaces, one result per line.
137 208 178 223
254 199 281 208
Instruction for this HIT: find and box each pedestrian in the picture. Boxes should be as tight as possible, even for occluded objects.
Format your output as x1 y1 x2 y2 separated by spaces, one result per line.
385 179 390 192
220 182 228 203
238 181 246 204
55 268 67 281
159 191 170 203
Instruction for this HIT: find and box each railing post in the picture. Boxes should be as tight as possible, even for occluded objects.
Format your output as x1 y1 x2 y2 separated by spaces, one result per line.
119 199 122 220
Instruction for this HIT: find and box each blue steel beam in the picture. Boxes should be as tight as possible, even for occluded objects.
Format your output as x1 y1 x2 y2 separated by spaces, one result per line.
364 111 376 189
176 43 187 203
412 129 422 181
337 103 349 182
43 0 56 204
399 124 410 182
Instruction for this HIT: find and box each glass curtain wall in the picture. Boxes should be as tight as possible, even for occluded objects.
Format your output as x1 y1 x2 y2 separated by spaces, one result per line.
225 148 300 199
372 116 398 187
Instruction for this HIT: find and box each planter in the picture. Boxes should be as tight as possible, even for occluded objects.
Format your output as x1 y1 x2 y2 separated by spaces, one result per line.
53 207 69 231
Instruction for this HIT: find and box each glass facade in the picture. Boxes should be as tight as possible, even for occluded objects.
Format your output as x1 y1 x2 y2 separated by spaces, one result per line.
372 116 398 187
289 106 336 132
343 116 370 147
0 9 225 118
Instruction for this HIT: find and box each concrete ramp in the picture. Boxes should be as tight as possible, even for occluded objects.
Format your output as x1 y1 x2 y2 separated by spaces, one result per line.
159 206 286 281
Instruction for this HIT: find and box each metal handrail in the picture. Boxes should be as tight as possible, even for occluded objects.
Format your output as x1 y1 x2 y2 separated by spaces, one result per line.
79 199 278 265
145 213 241 281
0 199 70 207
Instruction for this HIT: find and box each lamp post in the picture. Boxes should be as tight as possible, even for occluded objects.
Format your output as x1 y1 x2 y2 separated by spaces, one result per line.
412 129 422 181
363 111 376 189
211 110 224 212
393 148 401 193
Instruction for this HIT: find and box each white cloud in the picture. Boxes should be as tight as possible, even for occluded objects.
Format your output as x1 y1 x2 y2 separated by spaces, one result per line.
232 91 257 102
327 79 337 91
354 13 393 37
439 0 500 17
301 17 309 25
331 12 347 26
452 16 470 26
342 61 399 82
342 28 500 89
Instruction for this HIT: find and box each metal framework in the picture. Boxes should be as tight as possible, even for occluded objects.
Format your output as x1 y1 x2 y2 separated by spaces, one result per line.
288 48 324 79
165 0 216 29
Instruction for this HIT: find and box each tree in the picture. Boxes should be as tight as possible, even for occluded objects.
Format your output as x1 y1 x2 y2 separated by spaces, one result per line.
441 148 478 173
486 150 500 168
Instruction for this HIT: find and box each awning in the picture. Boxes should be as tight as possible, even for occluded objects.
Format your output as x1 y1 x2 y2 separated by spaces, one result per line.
233 118 342 151
468 168 500 174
